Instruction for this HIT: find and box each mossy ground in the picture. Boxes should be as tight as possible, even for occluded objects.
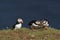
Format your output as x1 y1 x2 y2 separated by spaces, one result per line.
0 28 60 40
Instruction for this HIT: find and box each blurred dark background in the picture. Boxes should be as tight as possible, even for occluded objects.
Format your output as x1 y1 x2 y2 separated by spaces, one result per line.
0 0 60 29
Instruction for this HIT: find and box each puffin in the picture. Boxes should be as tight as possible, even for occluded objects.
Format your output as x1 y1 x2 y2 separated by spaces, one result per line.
28 20 40 30
11 18 23 30
42 19 49 30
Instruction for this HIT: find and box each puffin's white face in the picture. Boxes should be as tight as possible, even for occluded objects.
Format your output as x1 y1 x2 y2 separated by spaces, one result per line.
42 21 48 24
35 21 40 25
17 18 23 23
42 20 49 26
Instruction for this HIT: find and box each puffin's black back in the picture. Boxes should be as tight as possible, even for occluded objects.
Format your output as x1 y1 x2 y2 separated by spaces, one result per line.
16 21 20 24
28 20 37 26
11 21 19 30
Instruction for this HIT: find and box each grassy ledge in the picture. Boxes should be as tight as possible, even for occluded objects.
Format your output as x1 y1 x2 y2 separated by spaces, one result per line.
0 28 60 40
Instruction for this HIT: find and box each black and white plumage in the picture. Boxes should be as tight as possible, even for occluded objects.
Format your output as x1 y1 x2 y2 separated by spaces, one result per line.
28 20 40 29
12 18 23 30
28 20 37 26
42 19 49 27
28 19 49 30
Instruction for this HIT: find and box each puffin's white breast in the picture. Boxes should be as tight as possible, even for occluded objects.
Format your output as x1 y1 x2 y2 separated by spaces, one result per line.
14 23 22 29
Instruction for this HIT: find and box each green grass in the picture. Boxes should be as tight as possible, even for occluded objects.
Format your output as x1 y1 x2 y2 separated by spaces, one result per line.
0 28 60 40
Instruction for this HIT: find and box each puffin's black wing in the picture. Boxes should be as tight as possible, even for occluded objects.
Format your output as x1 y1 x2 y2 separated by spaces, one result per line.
11 21 20 30
11 24 16 30
28 20 37 26
11 22 18 30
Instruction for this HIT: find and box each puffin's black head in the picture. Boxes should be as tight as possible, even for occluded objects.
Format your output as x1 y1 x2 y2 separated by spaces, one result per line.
17 18 23 24
42 18 48 21
11 18 23 30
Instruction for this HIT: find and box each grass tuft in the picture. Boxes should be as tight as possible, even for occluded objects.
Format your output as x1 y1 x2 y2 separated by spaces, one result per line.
0 28 60 40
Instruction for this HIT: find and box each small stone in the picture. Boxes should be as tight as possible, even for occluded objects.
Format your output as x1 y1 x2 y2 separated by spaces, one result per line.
31 35 35 39
30 39 33 40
